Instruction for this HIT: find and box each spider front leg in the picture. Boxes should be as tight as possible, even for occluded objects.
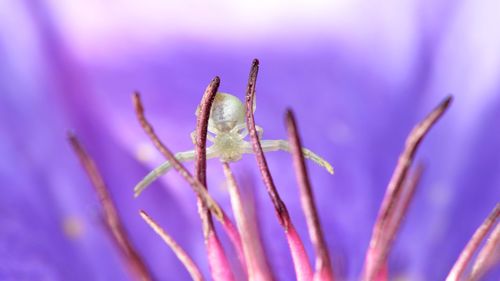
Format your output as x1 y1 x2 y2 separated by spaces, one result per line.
232 124 263 139
256 126 263 139
191 131 215 144
133 147 218 197
244 139 334 174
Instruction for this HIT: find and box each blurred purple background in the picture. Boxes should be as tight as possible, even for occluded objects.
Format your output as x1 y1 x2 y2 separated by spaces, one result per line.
1 0 499 280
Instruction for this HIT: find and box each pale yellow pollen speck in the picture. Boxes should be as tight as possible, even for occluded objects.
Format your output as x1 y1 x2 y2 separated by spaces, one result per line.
136 142 156 163
63 216 85 239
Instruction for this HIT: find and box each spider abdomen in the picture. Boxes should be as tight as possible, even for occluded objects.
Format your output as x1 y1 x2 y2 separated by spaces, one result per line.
209 93 246 132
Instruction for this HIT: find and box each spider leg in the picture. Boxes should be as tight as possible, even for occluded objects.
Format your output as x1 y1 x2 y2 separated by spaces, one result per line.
234 125 263 140
134 150 195 196
191 131 215 144
231 123 247 135
243 139 333 174
256 126 264 139
134 147 219 197
208 134 215 142
190 131 196 144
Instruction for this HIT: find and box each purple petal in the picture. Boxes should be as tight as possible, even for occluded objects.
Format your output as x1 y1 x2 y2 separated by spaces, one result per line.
2 1 499 280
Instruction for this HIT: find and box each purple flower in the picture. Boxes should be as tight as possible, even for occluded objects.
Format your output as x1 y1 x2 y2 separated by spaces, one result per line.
1 1 499 280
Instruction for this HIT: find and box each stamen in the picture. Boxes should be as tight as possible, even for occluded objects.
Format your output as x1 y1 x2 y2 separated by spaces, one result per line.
370 165 424 281
285 110 334 281
222 162 273 280
363 96 453 281
132 92 223 220
68 133 153 281
446 204 500 281
387 164 423 231
469 217 500 281
139 210 204 281
192 77 220 234
206 232 236 281
245 59 313 281
194 77 243 278
195 76 220 189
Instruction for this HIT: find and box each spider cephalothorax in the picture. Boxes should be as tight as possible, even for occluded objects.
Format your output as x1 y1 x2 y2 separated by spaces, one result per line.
134 92 333 196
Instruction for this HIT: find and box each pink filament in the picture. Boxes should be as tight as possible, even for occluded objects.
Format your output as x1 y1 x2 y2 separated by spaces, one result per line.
207 232 235 281
286 226 314 281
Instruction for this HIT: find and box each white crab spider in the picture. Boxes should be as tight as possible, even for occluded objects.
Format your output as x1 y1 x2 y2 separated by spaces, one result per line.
134 92 333 196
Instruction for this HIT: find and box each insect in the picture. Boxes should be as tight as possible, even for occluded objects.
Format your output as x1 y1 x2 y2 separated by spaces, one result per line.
134 92 333 196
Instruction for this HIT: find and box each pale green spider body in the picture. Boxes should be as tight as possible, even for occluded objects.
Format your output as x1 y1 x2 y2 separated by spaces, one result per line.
134 92 333 197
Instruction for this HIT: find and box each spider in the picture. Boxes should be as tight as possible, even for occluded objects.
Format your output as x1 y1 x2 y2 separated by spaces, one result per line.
134 92 333 196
